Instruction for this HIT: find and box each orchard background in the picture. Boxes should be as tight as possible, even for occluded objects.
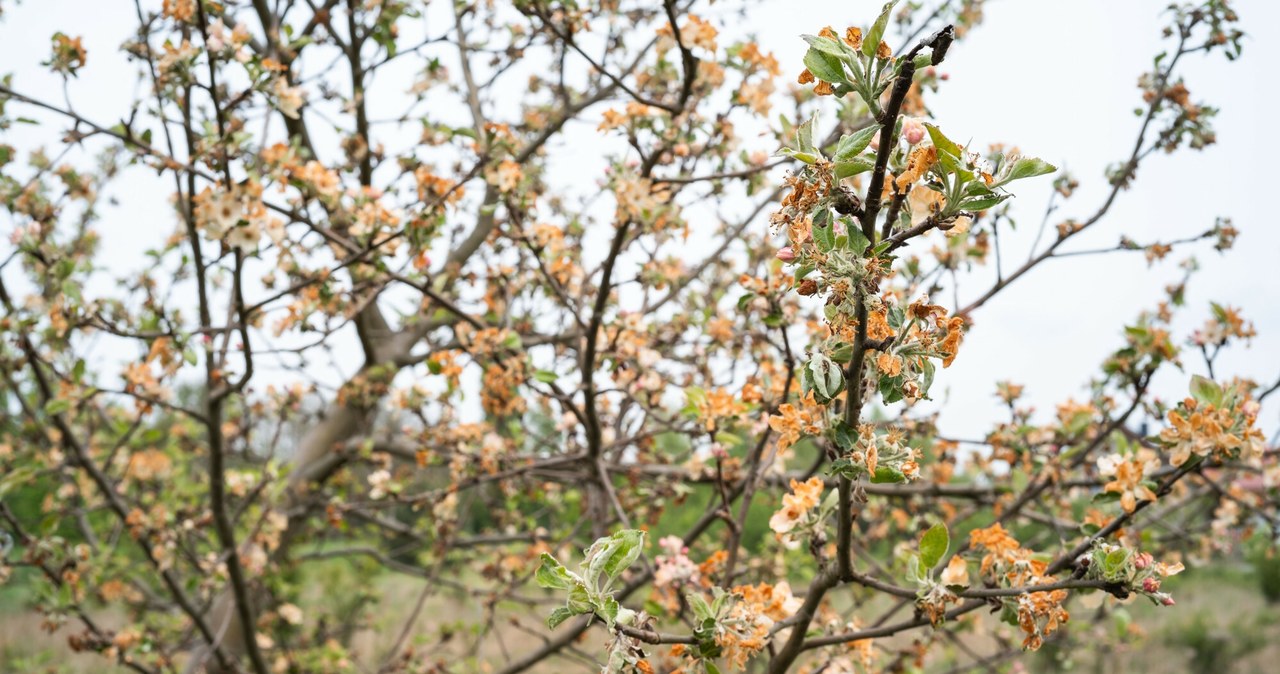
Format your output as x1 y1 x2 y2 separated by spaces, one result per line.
1 1 1278 673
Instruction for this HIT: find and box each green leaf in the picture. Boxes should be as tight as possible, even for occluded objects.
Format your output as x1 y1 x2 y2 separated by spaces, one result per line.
880 377 904 404
870 465 907 484
845 224 871 255
834 124 880 161
1092 490 1121 504
813 206 831 230
803 48 846 85
44 399 71 416
961 193 1011 211
566 584 594 614
999 601 1019 626
1189 374 1223 406
994 156 1057 187
1104 548 1130 576
600 529 645 582
801 34 850 59
796 112 818 156
904 552 923 585
918 522 950 573
533 370 559 384
924 123 962 161
813 220 836 252
598 595 620 628
864 1 899 58
834 157 873 179
807 354 844 403
714 431 743 448
830 420 856 450
546 606 577 630
535 553 574 591
777 148 820 165
687 592 715 622
1210 302 1230 324
920 359 936 398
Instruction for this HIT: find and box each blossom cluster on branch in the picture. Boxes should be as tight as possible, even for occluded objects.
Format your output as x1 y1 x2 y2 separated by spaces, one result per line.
0 1 1271 674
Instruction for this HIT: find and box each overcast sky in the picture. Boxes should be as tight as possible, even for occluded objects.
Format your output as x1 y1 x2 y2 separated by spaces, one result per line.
749 0 1280 440
1 0 1276 444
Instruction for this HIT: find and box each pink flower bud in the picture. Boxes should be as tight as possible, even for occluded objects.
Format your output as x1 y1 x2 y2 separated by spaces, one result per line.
1161 595 1176 606
776 246 796 262
1134 553 1153 570
1143 577 1161 593
903 119 926 145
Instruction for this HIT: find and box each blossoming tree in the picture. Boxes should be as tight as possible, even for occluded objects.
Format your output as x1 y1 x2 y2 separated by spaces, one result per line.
0 0 1273 673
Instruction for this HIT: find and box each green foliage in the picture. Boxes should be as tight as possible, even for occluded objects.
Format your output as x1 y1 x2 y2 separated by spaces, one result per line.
1245 534 1280 605
1163 612 1268 674
918 522 949 575
537 529 645 630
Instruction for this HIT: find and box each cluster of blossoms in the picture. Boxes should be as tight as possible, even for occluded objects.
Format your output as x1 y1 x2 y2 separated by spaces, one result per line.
119 337 183 410
191 182 285 252
653 536 701 589
454 326 529 418
915 556 971 625
766 397 825 452
719 583 801 667
656 13 719 55
868 297 965 403
675 583 802 671
1158 377 1264 468
1190 302 1255 346
652 548 727 619
47 32 87 76
1083 541 1185 607
200 17 253 62
1097 447 1162 513
813 618 876 674
767 477 826 548
830 424 921 484
968 524 1070 649
731 41 782 115
1013 582 1070 651
1103 308 1181 380
691 387 750 433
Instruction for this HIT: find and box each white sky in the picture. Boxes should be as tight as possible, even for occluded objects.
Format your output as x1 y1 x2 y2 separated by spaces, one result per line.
1 0 1277 444
748 0 1280 440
